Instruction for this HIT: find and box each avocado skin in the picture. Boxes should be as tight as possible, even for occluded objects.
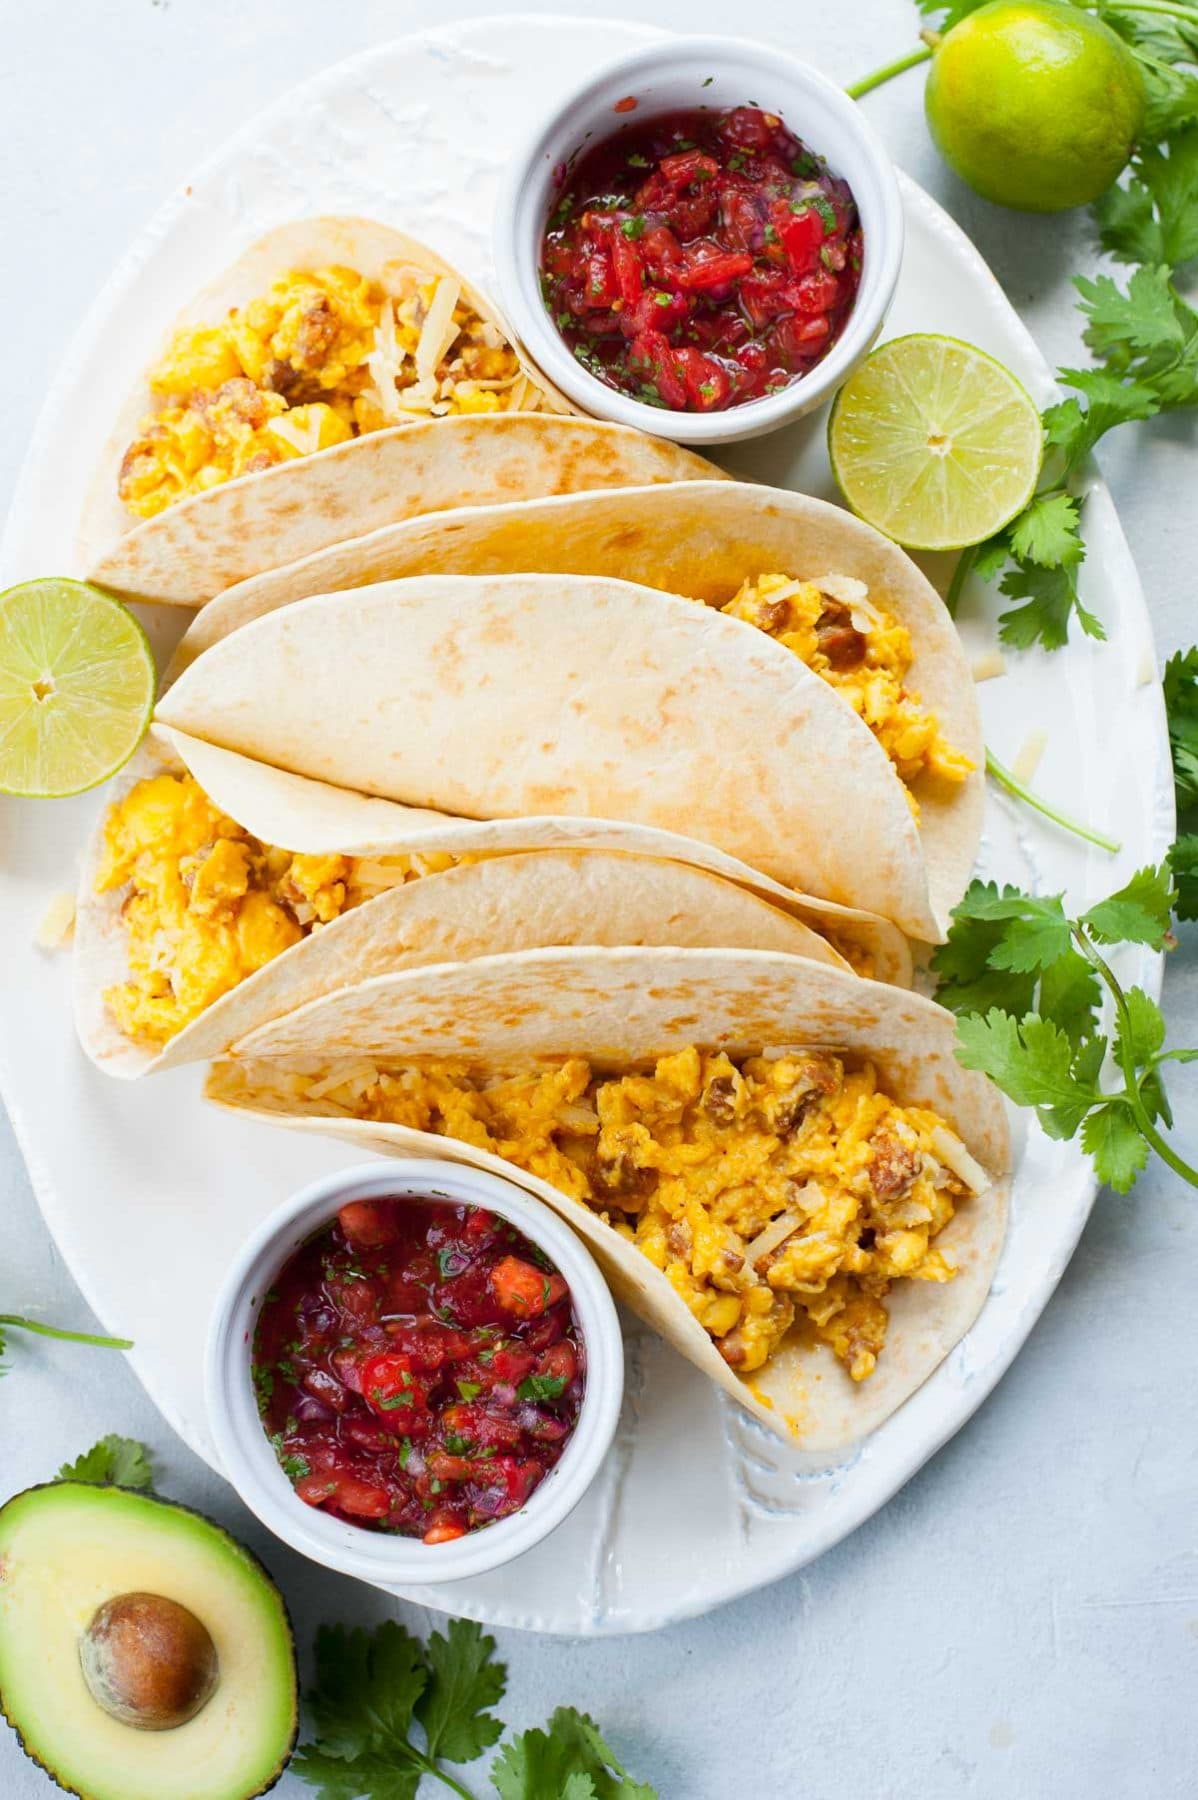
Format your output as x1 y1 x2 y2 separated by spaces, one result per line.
0 1481 299 1800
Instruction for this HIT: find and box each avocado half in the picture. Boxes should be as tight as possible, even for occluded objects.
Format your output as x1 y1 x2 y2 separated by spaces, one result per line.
0 1482 298 1800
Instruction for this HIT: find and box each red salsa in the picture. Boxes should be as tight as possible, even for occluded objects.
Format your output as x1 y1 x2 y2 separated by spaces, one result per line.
252 1195 584 1543
540 105 862 412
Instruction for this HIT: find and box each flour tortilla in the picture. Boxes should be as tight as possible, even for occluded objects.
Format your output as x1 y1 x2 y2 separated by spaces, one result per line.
158 573 965 938
74 724 889 1078
171 478 972 698
206 945 1010 1450
80 216 722 605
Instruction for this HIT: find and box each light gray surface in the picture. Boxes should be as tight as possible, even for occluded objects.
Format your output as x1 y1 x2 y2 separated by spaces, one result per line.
3 1 1197 1795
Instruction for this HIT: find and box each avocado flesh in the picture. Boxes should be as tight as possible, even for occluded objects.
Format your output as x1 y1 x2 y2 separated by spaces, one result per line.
0 1482 297 1800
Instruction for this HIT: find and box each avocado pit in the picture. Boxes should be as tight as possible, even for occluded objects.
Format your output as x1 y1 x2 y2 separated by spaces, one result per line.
80 1591 219 1731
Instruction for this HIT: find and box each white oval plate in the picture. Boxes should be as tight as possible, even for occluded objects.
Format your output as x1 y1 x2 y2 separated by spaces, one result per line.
0 16 1172 1634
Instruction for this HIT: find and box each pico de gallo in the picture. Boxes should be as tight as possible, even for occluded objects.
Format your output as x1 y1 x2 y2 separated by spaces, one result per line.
252 1194 585 1543
540 104 862 412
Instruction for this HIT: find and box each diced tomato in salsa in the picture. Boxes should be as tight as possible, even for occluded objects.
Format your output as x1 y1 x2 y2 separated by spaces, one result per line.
251 1196 584 1542
540 106 862 411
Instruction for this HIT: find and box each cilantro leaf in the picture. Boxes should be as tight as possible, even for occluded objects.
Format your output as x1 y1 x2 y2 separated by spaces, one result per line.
1081 864 1176 947
1164 646 1198 812
1094 129 1198 269
1037 950 1103 1046
1140 1064 1175 1128
307 1624 428 1762
1007 491 1083 568
974 894 1072 974
930 882 1039 1016
516 1373 567 1402
415 1618 505 1765
914 0 991 26
1074 265 1198 408
1076 264 1186 360
1114 987 1168 1065
997 559 1104 651
1049 368 1160 467
1170 832 1198 919
57 1435 154 1490
1081 1103 1150 1195
954 1011 1102 1138
930 882 1071 1017
971 529 1013 582
1100 10 1198 145
291 1748 421 1800
493 1708 658 1799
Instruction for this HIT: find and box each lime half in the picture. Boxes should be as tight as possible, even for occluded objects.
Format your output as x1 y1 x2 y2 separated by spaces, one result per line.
828 335 1043 552
0 579 155 797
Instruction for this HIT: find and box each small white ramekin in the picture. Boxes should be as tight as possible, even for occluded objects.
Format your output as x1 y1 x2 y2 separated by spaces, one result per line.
205 1158 624 1585
494 34 904 446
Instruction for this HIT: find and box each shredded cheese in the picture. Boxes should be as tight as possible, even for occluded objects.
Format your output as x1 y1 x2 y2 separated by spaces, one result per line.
304 1060 381 1101
745 1200 815 1266
813 574 870 608
1011 728 1048 784
35 892 76 950
365 300 405 424
929 1125 990 1195
415 278 462 385
971 650 1007 683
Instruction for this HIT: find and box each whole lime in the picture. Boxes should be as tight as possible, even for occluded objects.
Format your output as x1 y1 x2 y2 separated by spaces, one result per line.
925 0 1146 212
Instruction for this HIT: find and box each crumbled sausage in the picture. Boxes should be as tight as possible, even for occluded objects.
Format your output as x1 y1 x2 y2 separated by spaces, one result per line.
703 1074 738 1125
199 376 274 429
816 600 866 671
754 594 792 634
869 1131 921 1202
772 1091 816 1136
716 1328 749 1368
596 1149 657 1203
263 357 307 399
666 1221 692 1259
292 296 339 370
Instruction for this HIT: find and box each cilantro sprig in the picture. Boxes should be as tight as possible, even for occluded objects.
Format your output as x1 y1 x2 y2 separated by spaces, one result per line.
851 2 1198 652
932 864 1198 1191
0 1313 132 1376
492 1709 657 1799
294 1620 658 1800
57 1435 155 1489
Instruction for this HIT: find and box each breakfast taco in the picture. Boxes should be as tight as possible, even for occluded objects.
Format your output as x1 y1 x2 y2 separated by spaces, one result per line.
157 567 981 939
206 946 1010 1449
76 724 908 1078
79 216 722 605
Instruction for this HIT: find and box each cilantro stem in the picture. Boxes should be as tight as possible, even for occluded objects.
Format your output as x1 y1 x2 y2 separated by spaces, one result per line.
1073 934 1198 1189
846 0 1194 103
845 42 936 100
1103 0 1198 20
424 1765 476 1800
0 1314 133 1351
985 750 1122 854
945 544 976 617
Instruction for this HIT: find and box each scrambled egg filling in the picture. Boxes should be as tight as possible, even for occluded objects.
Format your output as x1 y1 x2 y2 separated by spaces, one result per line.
96 773 461 1046
721 573 974 794
320 1046 984 1382
119 263 534 519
